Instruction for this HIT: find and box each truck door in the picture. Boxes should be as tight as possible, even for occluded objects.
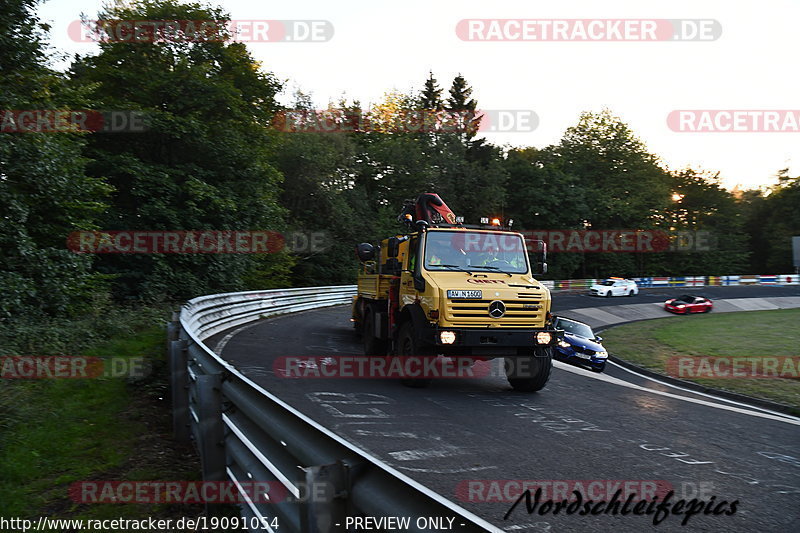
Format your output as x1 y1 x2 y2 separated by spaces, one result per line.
400 235 420 302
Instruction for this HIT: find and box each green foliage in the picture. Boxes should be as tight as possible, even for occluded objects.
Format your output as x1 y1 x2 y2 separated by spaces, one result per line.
68 0 291 301
445 73 480 140
1 1 778 316
662 168 750 275
0 309 203 520
0 0 111 319
420 71 444 111
742 170 800 273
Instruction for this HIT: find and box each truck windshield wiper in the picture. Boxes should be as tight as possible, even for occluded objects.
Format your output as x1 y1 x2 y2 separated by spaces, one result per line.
438 264 473 275
476 265 513 277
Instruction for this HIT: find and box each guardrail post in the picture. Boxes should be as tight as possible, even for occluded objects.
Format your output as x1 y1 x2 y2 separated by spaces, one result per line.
196 373 226 515
167 313 180 342
169 335 190 445
300 461 351 533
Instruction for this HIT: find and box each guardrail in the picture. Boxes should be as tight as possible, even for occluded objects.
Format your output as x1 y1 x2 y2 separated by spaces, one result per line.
168 286 502 533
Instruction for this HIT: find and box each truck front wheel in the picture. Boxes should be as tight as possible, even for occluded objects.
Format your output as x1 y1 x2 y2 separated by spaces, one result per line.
504 346 553 392
396 322 433 388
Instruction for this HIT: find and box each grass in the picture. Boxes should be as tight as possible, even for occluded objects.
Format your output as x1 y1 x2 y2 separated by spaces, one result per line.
601 309 800 411
0 308 212 528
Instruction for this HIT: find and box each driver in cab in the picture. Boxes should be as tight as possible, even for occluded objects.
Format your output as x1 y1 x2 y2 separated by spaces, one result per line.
426 239 466 268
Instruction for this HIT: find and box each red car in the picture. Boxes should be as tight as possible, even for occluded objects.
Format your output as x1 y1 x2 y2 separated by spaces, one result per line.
664 294 713 314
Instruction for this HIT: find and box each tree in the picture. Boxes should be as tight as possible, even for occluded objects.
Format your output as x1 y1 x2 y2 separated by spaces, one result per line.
445 74 481 141
744 170 800 273
551 109 673 277
69 0 292 300
0 0 110 318
420 71 444 112
663 168 749 275
502 147 588 278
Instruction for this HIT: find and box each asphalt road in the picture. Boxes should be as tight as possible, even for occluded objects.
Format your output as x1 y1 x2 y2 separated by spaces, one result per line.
214 286 800 532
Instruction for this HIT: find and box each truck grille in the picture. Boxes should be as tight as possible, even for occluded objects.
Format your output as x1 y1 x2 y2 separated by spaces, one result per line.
445 299 545 327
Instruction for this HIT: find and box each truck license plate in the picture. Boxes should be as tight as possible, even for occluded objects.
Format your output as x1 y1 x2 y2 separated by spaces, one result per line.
447 290 482 299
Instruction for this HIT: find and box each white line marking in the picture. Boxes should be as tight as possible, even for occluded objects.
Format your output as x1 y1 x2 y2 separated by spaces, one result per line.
389 446 464 461
552 361 800 426
352 429 421 438
397 465 498 474
607 360 800 422
215 321 261 354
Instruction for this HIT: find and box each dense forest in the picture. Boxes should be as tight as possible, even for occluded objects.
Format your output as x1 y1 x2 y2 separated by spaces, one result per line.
2 0 799 320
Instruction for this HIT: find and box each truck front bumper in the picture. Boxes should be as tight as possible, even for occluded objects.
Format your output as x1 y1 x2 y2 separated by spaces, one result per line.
419 327 563 355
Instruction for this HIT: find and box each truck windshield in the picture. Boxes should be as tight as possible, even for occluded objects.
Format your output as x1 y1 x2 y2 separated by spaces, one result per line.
424 231 529 274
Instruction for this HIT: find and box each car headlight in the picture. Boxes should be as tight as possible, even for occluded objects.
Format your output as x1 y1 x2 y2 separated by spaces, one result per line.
595 351 608 359
439 330 456 344
558 340 571 348
535 332 552 344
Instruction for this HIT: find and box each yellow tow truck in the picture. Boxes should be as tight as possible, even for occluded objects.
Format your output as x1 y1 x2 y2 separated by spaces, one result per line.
352 193 560 390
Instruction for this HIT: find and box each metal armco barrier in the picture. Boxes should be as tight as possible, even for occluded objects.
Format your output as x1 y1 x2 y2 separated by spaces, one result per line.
169 286 502 533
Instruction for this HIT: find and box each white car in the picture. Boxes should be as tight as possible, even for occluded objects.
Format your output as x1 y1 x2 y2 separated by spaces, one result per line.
589 278 638 297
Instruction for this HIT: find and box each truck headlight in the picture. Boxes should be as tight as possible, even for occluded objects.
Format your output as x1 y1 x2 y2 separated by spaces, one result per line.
558 340 571 349
439 330 456 344
535 332 552 344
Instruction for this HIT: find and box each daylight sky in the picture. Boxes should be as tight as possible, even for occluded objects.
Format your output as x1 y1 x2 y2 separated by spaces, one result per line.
36 0 800 191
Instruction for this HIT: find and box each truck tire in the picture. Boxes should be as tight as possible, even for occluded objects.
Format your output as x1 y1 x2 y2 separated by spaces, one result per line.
396 322 432 388
504 346 552 392
363 307 387 356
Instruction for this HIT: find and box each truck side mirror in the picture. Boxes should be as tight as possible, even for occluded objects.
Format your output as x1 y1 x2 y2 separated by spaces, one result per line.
412 237 425 291
355 243 375 262
387 237 399 258
530 240 547 275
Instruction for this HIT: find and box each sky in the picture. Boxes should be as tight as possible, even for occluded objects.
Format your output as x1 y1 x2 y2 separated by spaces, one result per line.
36 0 800 191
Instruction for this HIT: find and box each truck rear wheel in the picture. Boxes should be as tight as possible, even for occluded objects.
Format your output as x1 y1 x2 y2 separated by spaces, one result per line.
504 346 552 392
396 322 432 388
363 308 387 356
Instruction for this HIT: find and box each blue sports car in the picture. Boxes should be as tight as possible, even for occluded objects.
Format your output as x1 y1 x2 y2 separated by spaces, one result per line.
553 317 608 372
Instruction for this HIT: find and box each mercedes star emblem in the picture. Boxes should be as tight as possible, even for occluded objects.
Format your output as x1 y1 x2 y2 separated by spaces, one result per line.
488 300 506 318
